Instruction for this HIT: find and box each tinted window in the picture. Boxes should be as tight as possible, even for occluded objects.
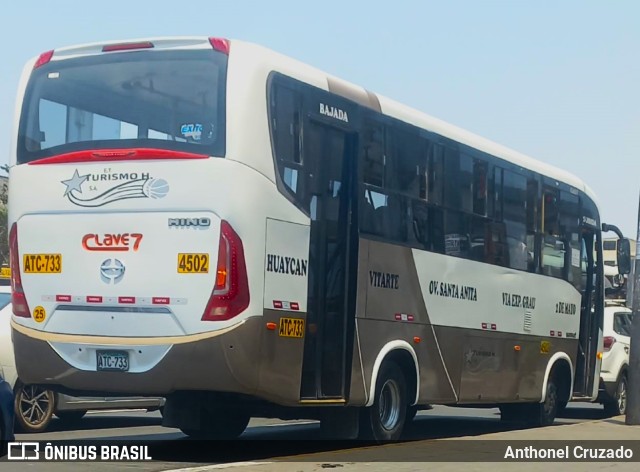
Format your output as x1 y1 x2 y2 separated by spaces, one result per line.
613 312 633 337
603 241 617 251
19 49 227 163
271 84 304 201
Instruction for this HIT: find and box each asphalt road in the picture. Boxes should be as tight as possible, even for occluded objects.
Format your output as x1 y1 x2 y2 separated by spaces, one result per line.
3 403 607 471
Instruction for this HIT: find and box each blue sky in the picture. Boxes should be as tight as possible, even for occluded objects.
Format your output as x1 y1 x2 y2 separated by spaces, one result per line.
1 0 639 236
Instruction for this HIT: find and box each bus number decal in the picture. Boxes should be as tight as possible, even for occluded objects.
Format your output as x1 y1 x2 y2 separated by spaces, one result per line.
177 253 209 273
278 317 305 338
23 254 62 273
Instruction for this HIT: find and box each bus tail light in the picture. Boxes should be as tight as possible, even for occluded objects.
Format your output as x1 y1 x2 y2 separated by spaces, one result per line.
603 336 616 352
202 221 249 321
102 42 154 52
9 224 30 318
209 37 230 55
33 50 54 70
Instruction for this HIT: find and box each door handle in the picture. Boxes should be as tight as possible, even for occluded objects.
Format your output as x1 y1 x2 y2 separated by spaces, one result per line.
625 347 629 354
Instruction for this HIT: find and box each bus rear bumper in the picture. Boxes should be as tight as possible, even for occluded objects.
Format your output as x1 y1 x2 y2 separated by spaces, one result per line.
11 318 263 397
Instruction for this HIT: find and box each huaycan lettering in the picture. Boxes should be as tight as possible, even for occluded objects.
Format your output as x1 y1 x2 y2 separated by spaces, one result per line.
266 254 308 276
82 233 143 252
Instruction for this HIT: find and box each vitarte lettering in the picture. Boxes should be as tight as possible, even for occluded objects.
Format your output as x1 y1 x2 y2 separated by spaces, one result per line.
266 254 308 276
369 271 399 289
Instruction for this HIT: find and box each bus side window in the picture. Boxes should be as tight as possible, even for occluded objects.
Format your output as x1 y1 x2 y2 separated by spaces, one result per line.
270 84 305 207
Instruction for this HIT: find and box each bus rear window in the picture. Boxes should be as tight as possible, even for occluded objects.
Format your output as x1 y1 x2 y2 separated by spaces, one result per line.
18 49 227 164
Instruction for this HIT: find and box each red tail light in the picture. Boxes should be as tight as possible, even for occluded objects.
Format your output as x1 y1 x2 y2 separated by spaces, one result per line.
28 148 209 165
603 336 616 352
9 224 30 318
34 50 54 70
201 221 249 321
102 41 154 52
209 37 230 55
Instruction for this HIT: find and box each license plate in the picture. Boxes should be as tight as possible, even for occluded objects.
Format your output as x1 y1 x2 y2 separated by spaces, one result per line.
278 317 305 338
0 267 10 278
177 253 209 273
23 254 62 273
96 351 129 372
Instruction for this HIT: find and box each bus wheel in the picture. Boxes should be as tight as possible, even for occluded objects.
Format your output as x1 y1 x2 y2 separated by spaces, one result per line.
361 360 407 441
533 374 560 426
181 411 250 439
406 405 418 423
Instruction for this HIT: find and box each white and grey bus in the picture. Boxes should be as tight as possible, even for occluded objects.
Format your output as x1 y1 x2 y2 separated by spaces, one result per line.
8 37 628 440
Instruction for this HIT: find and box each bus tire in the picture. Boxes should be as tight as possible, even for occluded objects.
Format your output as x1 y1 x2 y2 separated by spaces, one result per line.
181 411 250 440
360 360 407 441
532 373 560 427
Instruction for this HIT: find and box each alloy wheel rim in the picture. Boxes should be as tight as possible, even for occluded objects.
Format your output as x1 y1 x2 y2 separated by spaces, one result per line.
19 386 52 427
618 379 627 414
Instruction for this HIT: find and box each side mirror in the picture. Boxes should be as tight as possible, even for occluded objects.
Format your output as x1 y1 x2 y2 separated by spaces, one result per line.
617 239 631 275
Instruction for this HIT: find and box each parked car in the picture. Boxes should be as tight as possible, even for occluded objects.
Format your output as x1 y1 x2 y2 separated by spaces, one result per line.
0 371 15 443
0 285 164 433
598 300 633 416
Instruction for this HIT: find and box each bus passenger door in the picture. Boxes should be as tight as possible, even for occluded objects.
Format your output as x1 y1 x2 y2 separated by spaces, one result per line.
573 227 602 397
300 120 357 401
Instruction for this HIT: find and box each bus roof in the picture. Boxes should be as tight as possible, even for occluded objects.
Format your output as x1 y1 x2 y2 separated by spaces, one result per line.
24 36 599 206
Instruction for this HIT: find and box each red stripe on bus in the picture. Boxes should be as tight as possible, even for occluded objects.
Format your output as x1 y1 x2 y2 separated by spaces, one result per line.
118 296 136 304
56 295 72 302
28 148 209 165
86 296 103 303
152 297 170 305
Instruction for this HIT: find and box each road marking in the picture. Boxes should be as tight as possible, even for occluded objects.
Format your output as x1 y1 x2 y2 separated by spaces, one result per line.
162 462 272 472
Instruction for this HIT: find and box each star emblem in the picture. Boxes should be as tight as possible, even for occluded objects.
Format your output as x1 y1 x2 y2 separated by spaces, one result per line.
61 170 89 197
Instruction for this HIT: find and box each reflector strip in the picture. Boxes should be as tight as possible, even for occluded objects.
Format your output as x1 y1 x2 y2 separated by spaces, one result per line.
491 323 497 330
272 300 301 311
481 323 488 330
44 295 185 306
394 313 414 322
